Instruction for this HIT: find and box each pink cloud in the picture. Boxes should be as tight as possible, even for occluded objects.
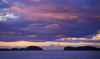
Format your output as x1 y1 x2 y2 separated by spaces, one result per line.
56 34 67 38
26 35 37 38
8 31 16 34
91 15 100 20
31 0 40 2
0 35 14 38
10 6 29 13
10 4 78 20
1 31 21 34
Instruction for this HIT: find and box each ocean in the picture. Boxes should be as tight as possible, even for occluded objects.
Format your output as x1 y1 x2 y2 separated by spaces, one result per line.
0 51 100 59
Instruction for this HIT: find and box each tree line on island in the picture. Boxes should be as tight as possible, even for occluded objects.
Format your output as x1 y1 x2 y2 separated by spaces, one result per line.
0 46 100 51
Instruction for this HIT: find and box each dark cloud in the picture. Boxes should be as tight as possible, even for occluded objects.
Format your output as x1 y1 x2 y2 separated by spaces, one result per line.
0 0 13 9
22 23 63 34
0 3 11 9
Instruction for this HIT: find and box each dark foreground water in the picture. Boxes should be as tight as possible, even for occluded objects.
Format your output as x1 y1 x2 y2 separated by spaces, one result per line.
0 51 100 59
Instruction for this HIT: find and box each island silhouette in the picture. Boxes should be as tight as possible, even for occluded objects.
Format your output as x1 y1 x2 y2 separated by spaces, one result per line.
0 46 43 51
64 46 100 51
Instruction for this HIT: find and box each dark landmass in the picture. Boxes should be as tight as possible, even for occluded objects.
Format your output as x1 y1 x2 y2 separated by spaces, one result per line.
64 46 100 51
0 48 9 51
0 46 43 51
26 46 43 50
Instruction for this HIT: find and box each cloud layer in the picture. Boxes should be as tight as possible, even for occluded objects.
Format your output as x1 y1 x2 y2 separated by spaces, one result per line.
0 0 100 44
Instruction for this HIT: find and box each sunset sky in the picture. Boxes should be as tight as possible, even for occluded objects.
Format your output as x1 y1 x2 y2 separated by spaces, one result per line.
0 0 100 50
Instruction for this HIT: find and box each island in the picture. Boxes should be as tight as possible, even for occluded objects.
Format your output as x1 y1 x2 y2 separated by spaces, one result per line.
0 46 43 51
64 46 100 51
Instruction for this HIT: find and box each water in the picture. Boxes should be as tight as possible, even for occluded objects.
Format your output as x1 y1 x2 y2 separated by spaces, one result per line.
0 51 100 59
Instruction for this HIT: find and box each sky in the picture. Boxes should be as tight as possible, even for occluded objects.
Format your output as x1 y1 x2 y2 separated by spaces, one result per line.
0 0 100 50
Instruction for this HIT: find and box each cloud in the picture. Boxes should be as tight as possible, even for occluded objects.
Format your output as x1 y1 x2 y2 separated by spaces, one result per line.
0 0 100 42
31 0 40 2
0 35 14 38
9 0 100 21
28 23 45 27
56 31 100 43
1 31 21 34
41 44 65 50
10 6 29 13
92 32 100 40
22 23 63 34
0 13 18 21
0 0 12 9
56 34 67 38
8 0 14 2
0 0 18 21
26 35 37 38
10 6 78 20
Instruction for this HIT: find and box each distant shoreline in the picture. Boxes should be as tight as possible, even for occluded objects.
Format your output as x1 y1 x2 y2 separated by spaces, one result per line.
0 46 100 51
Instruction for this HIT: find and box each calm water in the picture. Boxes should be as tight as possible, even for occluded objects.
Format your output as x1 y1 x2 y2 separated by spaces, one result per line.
0 51 100 59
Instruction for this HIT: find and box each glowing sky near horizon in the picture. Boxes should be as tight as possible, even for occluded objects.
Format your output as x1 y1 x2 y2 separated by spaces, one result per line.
0 0 100 50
